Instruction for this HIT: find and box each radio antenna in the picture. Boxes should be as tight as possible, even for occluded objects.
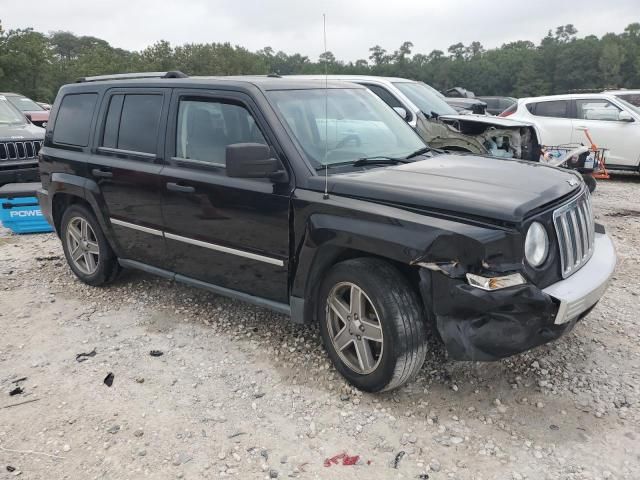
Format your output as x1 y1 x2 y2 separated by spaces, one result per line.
322 13 329 200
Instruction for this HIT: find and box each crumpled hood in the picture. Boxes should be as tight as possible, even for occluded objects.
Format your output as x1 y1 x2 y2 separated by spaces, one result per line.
438 113 534 129
0 122 45 141
318 154 581 223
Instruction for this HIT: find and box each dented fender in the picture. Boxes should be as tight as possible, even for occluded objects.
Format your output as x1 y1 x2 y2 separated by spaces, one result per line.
290 188 524 323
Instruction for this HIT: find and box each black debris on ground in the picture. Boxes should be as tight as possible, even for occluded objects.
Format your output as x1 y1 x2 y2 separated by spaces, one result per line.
392 451 406 469
103 372 114 387
9 387 23 396
76 348 97 362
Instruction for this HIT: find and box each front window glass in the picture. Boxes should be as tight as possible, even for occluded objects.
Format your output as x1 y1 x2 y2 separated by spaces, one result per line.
176 99 266 166
575 99 622 121
0 97 27 125
267 88 425 167
7 95 44 111
393 82 457 117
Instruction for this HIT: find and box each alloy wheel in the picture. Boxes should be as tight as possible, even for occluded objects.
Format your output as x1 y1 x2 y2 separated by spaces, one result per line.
326 282 384 374
66 216 100 275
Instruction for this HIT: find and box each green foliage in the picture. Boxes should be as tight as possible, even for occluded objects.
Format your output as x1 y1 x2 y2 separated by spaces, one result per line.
1 24 639 102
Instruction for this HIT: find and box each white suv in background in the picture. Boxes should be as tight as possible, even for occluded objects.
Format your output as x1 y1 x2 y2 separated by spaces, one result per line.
503 93 640 170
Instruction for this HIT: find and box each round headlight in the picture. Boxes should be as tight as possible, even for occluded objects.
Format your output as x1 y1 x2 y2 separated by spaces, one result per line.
524 222 549 267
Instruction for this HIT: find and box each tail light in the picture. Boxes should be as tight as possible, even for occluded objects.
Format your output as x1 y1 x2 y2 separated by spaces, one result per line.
499 105 517 117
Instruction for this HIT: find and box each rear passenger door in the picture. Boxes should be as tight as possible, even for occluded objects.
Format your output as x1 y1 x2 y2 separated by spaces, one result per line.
159 89 291 303
526 99 573 146
88 88 170 268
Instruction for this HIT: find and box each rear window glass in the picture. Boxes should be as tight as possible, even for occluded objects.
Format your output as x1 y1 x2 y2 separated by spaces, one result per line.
101 94 163 154
528 100 570 118
102 95 124 148
53 93 98 146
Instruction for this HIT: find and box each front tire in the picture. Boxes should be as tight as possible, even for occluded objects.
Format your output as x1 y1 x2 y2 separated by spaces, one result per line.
582 174 597 193
60 204 120 286
318 258 428 392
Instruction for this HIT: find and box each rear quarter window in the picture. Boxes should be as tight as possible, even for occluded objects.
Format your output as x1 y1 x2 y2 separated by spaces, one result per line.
52 93 98 146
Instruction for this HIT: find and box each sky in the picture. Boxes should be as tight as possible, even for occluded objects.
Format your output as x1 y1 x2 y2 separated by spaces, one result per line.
2 0 639 61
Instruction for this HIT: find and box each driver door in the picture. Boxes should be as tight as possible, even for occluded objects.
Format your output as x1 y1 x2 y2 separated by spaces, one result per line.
572 98 640 167
159 89 292 302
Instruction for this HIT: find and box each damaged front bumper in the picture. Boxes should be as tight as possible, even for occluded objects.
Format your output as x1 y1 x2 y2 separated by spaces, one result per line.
424 231 616 361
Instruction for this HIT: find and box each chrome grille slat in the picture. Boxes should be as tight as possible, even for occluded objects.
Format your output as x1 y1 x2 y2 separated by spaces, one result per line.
553 190 595 278
560 216 574 270
0 140 41 161
570 209 582 264
577 202 589 257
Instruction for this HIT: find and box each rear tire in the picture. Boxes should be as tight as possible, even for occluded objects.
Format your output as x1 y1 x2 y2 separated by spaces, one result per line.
60 204 120 286
317 258 428 392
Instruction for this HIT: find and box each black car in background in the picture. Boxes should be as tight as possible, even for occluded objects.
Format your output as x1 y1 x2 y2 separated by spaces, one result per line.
443 87 487 114
37 72 615 392
477 96 518 116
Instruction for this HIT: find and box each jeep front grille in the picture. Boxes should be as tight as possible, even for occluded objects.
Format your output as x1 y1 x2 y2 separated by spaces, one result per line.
0 140 42 161
553 190 595 278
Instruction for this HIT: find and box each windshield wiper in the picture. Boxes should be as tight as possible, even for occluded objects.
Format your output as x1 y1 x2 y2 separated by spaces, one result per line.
406 146 443 159
352 156 405 167
314 156 405 171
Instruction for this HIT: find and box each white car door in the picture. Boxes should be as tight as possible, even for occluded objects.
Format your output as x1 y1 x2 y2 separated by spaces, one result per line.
572 98 640 168
525 99 574 146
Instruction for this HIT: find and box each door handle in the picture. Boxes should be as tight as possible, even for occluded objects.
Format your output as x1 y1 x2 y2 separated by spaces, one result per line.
92 168 113 178
166 182 195 193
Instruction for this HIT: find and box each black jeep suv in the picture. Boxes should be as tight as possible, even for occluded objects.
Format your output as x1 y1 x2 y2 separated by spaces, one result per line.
1 95 44 185
37 72 616 392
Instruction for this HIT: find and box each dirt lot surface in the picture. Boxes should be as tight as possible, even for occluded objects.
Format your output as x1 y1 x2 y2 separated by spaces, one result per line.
1 174 639 480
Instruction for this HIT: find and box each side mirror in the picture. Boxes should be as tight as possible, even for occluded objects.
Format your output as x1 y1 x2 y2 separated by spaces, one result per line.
226 143 288 181
393 107 408 120
619 110 634 122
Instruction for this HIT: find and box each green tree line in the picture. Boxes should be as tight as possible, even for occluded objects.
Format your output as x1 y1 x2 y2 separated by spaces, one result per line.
1 21 639 103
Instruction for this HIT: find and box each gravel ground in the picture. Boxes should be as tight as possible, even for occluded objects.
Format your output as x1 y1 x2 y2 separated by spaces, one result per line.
1 174 639 480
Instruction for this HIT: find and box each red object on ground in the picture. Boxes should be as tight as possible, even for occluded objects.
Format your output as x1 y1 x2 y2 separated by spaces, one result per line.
323 452 361 467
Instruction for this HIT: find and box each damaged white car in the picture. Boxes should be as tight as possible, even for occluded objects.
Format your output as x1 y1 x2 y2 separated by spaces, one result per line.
288 75 540 160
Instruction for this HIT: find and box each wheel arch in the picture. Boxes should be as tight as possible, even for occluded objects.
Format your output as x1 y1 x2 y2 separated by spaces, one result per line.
291 227 426 325
49 172 121 255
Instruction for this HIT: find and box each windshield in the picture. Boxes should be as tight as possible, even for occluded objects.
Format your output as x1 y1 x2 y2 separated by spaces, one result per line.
393 82 457 117
616 97 640 116
615 93 640 108
0 97 27 125
7 95 44 112
267 88 425 168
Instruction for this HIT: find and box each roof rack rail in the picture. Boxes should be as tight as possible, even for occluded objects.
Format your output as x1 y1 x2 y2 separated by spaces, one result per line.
76 71 188 83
